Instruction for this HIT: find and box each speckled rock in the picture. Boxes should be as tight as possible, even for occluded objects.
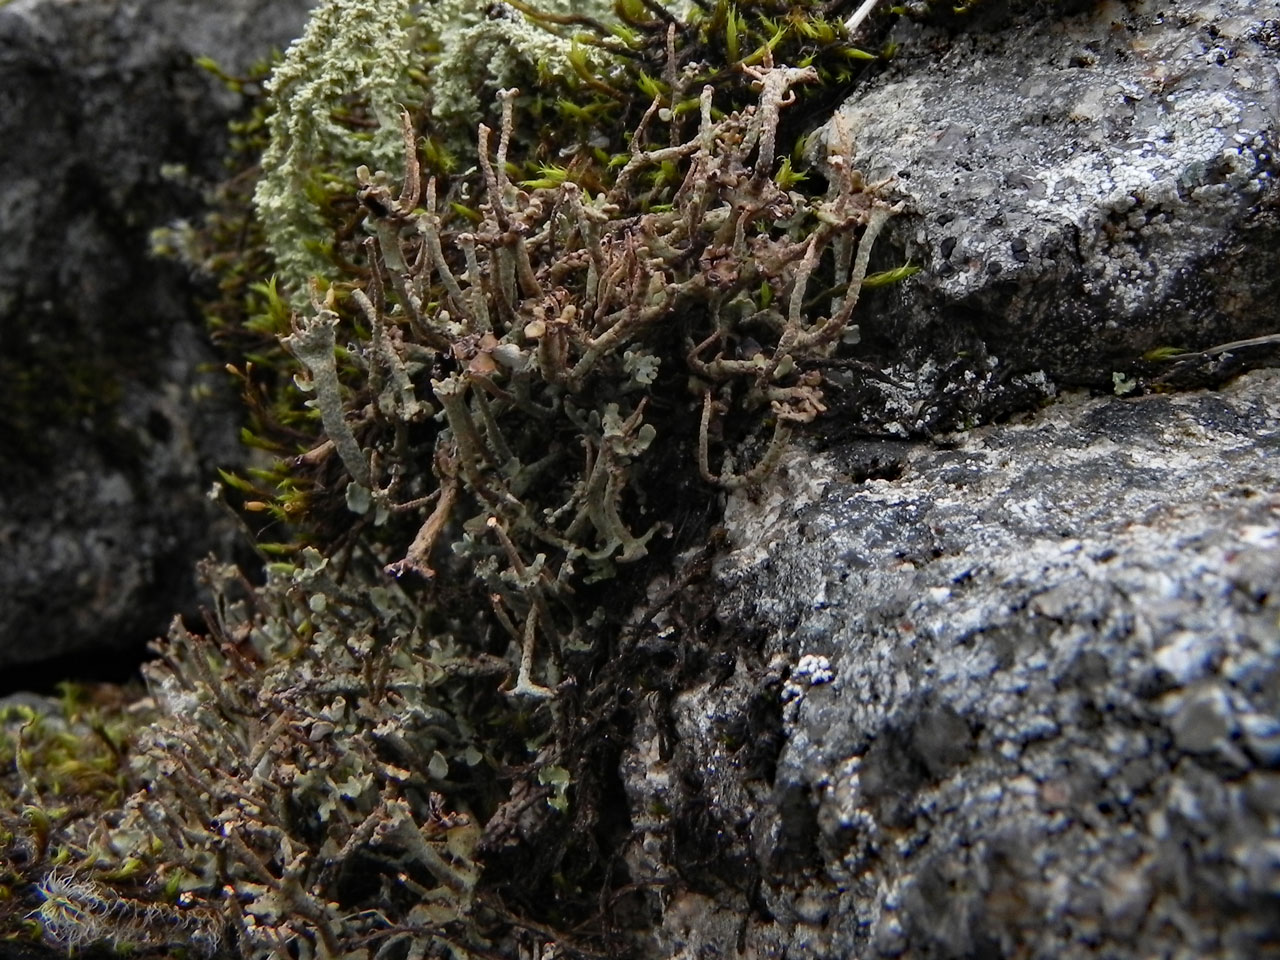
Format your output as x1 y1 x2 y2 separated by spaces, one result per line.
816 0 1280 437
0 0 315 675
622 367 1280 958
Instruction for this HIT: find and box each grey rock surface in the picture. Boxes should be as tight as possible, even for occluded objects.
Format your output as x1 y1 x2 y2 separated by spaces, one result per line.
0 0 315 672
624 368 1280 958
816 0 1280 436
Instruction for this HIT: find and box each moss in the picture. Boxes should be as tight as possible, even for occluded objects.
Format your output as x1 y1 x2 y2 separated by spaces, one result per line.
0 684 153 950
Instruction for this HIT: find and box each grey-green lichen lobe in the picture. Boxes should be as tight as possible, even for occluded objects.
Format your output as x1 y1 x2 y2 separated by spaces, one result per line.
422 0 623 125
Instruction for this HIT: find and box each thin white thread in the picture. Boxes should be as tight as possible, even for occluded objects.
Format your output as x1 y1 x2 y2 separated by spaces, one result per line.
31 870 222 954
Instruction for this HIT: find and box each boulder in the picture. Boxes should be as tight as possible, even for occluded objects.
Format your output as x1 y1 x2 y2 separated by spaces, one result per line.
0 0 315 676
816 0 1279 437
628 367 1280 958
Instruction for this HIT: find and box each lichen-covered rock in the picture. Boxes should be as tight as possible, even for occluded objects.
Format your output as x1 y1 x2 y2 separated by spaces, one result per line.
0 0 315 674
623 367 1280 958
615 4 1280 944
818 0 1280 435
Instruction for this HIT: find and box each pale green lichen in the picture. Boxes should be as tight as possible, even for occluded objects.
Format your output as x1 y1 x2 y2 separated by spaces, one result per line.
114 555 485 958
254 0 638 298
253 0 418 295
281 287 373 489
420 0 621 128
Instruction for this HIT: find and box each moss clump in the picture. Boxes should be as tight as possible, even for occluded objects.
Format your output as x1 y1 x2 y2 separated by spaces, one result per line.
0 685 151 952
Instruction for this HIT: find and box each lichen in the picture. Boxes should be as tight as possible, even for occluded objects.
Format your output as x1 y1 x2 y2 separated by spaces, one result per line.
254 0 645 298
253 0 419 295
420 0 626 129
120 556 488 958
2 1 916 956
286 51 897 685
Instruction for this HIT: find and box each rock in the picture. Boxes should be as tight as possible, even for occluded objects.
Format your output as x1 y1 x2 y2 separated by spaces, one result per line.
0 0 315 676
623 367 1280 958
813 0 1280 437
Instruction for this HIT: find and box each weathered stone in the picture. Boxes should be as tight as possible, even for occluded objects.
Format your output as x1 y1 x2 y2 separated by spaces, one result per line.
814 0 1280 437
0 0 315 674
623 367 1280 958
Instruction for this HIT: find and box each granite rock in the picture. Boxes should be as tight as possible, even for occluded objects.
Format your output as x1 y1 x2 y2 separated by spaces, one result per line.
617 0 1280 954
